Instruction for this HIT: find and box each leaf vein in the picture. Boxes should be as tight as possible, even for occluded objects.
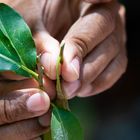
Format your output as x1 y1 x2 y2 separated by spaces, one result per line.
0 53 20 67
53 107 68 140
0 15 26 66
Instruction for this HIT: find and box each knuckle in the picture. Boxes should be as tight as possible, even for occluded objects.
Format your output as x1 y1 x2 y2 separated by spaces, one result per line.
0 97 27 124
119 4 126 18
0 99 14 124
71 36 88 57
104 10 115 31
98 8 115 35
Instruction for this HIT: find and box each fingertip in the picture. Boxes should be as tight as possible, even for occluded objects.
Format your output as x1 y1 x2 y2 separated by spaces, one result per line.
62 80 80 99
62 56 80 82
26 91 50 113
38 110 51 127
41 52 56 80
43 75 56 100
34 31 60 80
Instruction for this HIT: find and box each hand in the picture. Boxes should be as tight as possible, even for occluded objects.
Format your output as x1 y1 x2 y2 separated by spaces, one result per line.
32 0 128 98
1 0 127 99
0 78 51 140
61 1 128 98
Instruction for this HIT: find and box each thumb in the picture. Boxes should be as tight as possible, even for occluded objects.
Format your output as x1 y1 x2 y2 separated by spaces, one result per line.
0 89 50 125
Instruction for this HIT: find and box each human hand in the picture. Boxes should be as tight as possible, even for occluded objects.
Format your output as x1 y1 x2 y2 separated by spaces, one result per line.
0 77 51 140
1 0 127 99
61 1 128 98
33 0 128 98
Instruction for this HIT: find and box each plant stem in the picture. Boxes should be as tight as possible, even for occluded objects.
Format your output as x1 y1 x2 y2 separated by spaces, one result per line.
55 43 69 110
37 55 44 90
21 65 38 80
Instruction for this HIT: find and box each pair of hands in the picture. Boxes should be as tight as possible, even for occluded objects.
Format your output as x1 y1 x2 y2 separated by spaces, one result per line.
0 0 127 139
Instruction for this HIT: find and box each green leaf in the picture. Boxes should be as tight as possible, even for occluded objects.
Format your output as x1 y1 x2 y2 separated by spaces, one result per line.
0 3 38 79
51 105 84 140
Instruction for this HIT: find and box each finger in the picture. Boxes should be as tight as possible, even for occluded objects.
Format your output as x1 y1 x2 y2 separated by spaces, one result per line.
62 1 118 82
0 89 50 125
43 75 56 100
38 110 51 128
0 71 27 80
0 73 56 100
80 32 120 85
62 31 120 99
84 0 112 4
62 80 81 99
34 30 60 80
0 78 38 95
0 117 50 140
77 4 127 97
77 50 128 97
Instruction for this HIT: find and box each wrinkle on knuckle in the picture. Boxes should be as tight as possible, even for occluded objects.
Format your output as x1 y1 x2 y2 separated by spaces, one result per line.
4 100 17 123
0 99 15 124
71 36 88 57
89 9 115 44
102 9 115 32
0 97 27 124
95 6 115 36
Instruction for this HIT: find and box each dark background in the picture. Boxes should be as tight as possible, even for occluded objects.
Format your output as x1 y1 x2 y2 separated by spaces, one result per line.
70 1 140 140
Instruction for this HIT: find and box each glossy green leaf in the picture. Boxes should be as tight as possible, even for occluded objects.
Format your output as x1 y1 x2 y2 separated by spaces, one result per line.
51 105 84 140
0 3 38 79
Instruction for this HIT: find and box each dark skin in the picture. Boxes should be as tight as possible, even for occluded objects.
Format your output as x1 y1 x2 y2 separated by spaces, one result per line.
0 0 127 139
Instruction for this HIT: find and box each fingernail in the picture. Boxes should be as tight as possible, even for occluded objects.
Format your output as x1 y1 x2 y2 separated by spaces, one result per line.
63 80 80 99
27 93 50 112
38 111 51 127
70 57 80 80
